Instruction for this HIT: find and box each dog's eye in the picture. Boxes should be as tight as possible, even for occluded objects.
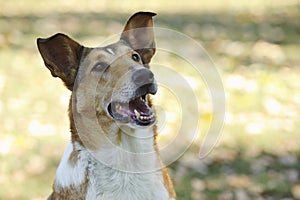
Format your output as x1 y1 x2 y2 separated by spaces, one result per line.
92 62 109 73
132 53 140 62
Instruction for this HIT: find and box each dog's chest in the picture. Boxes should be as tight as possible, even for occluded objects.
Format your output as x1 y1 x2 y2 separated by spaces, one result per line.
86 129 169 200
55 128 170 200
87 162 169 200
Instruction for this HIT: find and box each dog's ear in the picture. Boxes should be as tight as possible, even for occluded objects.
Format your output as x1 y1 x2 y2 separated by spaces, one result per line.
37 33 83 90
121 12 156 65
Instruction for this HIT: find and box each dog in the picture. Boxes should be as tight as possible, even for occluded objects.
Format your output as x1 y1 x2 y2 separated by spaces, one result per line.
37 12 176 200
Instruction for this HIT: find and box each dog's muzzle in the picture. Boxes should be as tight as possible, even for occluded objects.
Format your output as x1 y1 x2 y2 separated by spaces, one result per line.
108 68 157 126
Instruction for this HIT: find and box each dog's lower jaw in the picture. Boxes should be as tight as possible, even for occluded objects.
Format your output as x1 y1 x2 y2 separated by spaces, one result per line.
51 127 175 200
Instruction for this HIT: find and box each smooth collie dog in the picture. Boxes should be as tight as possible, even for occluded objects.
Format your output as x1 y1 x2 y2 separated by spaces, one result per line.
37 12 176 200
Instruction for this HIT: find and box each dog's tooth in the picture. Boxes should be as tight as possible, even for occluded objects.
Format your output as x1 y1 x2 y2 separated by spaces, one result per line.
134 109 140 118
140 96 145 102
140 96 146 102
144 116 149 121
115 103 122 111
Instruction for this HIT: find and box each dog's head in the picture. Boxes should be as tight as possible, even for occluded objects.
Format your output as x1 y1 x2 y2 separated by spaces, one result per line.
37 12 157 128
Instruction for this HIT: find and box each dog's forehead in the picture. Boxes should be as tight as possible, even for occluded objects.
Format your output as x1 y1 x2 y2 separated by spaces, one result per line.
80 41 134 71
101 41 133 56
86 42 131 61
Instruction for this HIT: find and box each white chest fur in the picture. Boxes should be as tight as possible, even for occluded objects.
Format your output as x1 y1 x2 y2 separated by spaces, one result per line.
54 128 171 200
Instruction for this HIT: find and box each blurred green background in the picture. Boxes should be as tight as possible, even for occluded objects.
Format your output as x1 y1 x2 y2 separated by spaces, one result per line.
1 0 300 199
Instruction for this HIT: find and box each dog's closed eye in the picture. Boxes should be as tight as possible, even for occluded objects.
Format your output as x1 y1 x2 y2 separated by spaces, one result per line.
92 62 110 73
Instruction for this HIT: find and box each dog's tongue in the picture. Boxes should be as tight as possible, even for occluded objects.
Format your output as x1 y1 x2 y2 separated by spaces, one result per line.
129 97 152 116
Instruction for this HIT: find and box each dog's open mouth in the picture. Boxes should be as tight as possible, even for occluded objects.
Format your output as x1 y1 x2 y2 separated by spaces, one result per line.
108 94 155 126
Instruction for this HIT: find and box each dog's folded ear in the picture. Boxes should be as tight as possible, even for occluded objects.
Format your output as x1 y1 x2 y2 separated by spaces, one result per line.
121 12 156 66
37 33 84 90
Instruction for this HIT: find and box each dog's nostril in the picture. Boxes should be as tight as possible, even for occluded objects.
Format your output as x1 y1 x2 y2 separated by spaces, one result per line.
132 69 154 86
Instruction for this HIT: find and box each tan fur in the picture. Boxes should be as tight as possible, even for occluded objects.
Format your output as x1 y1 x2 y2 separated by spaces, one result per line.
38 12 176 199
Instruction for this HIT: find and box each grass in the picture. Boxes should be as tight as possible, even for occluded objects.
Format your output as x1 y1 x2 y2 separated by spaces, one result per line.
1 0 300 199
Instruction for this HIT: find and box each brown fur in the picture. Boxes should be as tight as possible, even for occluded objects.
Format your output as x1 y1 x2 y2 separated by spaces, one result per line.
48 173 89 200
38 12 176 199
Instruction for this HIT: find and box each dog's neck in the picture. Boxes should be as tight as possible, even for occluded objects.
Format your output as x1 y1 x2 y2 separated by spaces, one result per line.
50 101 173 200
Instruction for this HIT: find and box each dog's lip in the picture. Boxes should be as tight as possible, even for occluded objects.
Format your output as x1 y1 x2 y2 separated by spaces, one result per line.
107 94 156 126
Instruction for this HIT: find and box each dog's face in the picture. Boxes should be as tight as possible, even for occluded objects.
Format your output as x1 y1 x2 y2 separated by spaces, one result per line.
37 12 157 128
78 41 157 128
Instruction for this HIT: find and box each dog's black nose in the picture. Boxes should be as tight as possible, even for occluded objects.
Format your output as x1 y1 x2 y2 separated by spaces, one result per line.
132 68 154 87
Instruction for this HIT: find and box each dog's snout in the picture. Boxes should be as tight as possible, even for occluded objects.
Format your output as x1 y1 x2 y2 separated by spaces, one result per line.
132 68 154 86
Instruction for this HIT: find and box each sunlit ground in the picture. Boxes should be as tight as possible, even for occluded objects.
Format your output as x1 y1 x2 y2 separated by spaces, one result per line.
1 0 300 199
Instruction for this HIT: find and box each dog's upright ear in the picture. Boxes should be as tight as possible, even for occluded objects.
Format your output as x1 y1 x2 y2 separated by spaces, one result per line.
121 12 156 66
37 33 83 90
